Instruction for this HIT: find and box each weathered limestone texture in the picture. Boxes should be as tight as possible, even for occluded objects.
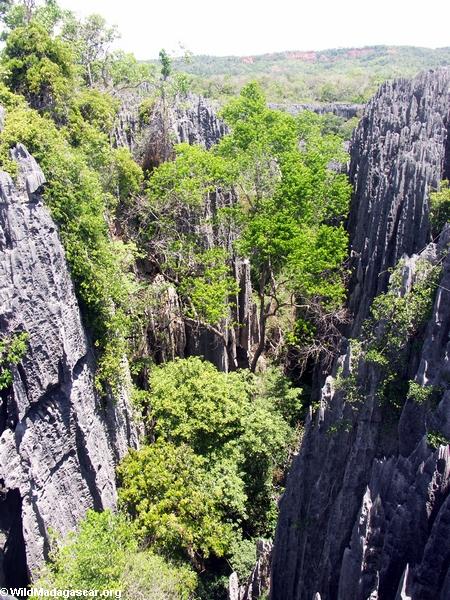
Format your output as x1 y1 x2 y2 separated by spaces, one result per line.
271 69 450 600
0 142 137 582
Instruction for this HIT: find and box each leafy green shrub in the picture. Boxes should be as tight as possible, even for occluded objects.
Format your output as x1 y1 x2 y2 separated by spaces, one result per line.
326 419 352 435
0 331 28 390
365 258 441 367
37 509 197 599
118 440 238 560
121 551 197 600
148 142 232 207
138 96 155 126
228 538 256 581
177 247 239 325
407 381 442 406
2 22 75 113
427 430 450 450
38 510 136 588
338 257 442 412
255 366 304 427
429 181 450 238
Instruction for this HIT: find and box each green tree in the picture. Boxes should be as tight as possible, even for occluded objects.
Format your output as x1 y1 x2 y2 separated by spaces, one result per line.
159 48 172 81
144 143 238 338
37 509 197 599
142 84 351 371
217 85 351 370
62 12 118 87
118 357 297 564
2 21 75 112
118 440 238 564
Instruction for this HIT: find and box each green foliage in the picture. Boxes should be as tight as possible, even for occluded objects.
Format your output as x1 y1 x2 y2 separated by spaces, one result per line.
38 510 136 588
61 12 118 88
119 357 298 562
37 509 197 599
148 357 251 452
121 551 197 600
138 96 155 125
326 418 352 435
218 84 350 367
143 83 351 368
365 259 441 366
178 247 239 324
0 331 28 390
1 0 69 38
195 574 229 600
427 430 450 450
108 146 144 203
145 143 237 327
2 21 75 113
107 50 156 89
255 366 304 426
69 88 118 134
408 381 442 406
159 48 172 81
228 538 256 581
148 142 232 207
118 440 238 560
338 257 442 412
429 181 450 238
0 102 139 393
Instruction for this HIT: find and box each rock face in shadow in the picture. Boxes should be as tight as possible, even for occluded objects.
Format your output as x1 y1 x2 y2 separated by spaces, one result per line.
271 69 450 600
0 143 137 581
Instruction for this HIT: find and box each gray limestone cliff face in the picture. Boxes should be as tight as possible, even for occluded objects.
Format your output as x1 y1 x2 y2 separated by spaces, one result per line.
0 143 137 584
268 102 363 120
271 69 450 600
347 69 450 334
113 91 227 164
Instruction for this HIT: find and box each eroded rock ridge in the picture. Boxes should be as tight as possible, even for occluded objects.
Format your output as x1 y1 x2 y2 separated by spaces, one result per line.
0 141 137 583
271 69 450 600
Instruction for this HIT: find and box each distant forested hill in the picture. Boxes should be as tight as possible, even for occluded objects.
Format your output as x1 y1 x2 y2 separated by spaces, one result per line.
163 45 450 103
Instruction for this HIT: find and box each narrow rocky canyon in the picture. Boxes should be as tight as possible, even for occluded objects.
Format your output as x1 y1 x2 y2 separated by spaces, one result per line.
271 68 450 600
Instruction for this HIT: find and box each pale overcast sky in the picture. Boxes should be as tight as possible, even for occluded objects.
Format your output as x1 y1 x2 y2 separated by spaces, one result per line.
58 0 450 59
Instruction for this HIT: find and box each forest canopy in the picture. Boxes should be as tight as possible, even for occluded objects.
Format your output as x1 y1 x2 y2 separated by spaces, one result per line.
0 1 353 598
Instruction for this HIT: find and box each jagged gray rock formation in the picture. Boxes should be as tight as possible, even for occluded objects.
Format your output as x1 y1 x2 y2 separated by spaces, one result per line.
348 69 450 334
0 143 137 584
268 102 363 120
229 540 273 600
113 90 227 165
271 69 450 600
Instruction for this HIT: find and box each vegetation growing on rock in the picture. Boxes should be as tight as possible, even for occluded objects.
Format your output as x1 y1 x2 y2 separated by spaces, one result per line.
0 1 356 596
